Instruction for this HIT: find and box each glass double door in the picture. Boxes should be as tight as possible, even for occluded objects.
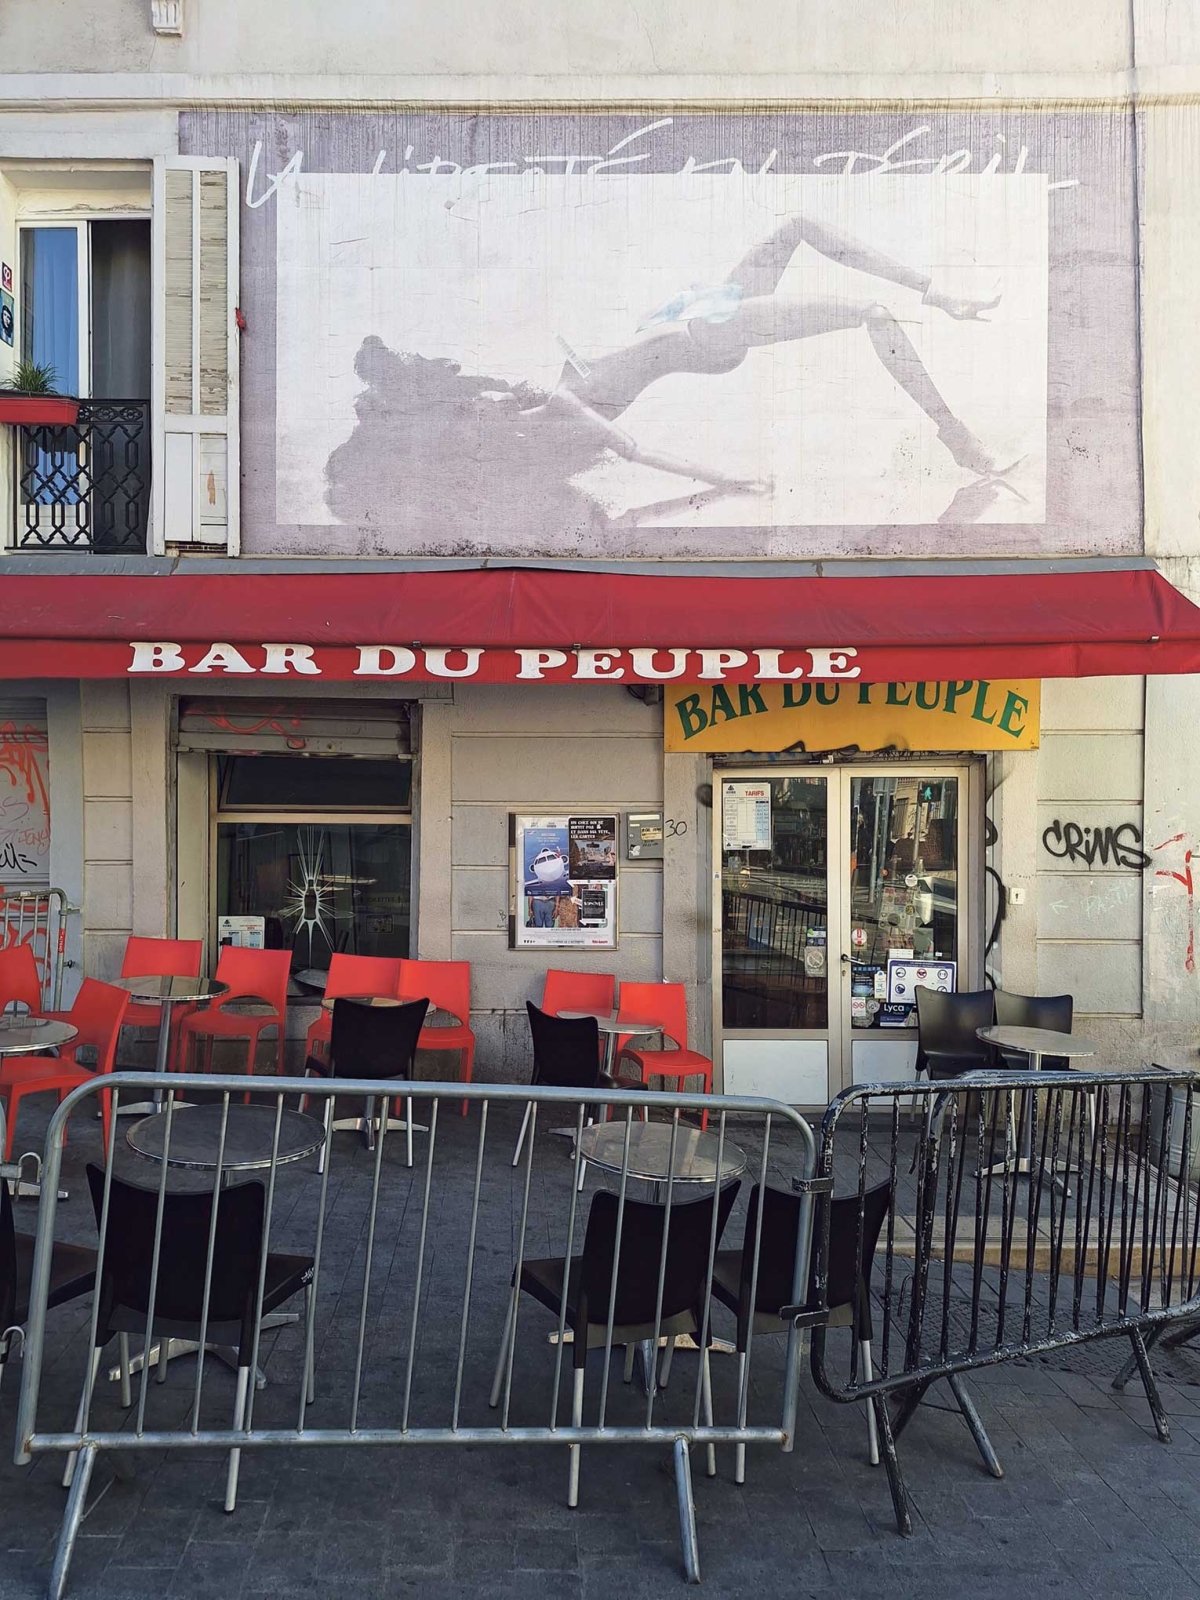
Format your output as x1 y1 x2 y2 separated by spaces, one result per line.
715 765 975 1105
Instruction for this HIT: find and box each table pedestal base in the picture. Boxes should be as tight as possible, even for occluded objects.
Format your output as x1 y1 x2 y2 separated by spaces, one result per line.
328 1110 428 1170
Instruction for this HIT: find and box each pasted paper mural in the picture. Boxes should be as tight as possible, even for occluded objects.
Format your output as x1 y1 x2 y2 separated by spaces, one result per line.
182 111 1140 560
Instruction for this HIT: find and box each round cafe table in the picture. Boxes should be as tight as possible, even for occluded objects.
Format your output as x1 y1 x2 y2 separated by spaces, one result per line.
576 1120 747 1189
321 992 410 1010
112 975 229 1114
556 1009 662 1079
126 1100 326 1173
0 1016 77 1055
975 1024 1097 1187
0 1019 78 1200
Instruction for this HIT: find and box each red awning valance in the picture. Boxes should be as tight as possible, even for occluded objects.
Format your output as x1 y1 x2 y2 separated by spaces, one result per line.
0 564 1197 683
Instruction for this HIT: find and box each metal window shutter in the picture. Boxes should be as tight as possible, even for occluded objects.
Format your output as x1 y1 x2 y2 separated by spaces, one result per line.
175 698 412 756
152 156 240 552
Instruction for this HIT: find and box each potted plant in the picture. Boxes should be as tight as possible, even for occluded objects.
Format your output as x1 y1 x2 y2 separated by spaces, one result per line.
0 361 80 426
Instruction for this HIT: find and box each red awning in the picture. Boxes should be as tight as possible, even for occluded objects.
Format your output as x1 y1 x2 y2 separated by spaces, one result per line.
0 564 1197 683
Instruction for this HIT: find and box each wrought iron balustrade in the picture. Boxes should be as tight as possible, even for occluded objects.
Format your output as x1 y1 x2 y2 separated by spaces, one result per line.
14 399 150 552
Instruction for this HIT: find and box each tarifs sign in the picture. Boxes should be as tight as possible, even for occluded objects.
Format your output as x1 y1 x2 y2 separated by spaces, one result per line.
664 679 1041 753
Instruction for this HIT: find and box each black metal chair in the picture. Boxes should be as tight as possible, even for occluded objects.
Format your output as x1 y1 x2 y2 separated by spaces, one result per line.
993 990 1072 1069
915 988 996 1081
489 1181 740 1506
0 1168 97 1405
79 1165 314 1511
516 1004 617 1183
711 1179 892 1480
303 995 429 1171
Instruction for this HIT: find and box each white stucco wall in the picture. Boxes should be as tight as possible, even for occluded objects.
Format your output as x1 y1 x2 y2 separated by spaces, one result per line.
426 683 664 1081
0 0 1153 90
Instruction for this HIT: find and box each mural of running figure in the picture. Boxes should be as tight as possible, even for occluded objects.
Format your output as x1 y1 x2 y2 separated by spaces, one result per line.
326 211 1006 542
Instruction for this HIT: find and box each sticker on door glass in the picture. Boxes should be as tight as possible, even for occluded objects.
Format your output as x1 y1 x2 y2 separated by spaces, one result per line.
851 927 867 948
722 781 772 852
886 957 956 1003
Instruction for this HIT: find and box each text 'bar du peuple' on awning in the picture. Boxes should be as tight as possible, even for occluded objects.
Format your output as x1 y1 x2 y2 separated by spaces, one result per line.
2 559 1198 683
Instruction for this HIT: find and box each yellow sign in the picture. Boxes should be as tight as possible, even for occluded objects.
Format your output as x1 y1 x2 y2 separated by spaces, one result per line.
664 680 1041 754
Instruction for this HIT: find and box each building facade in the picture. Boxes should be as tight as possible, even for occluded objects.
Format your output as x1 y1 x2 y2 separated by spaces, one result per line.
1 0 1200 1103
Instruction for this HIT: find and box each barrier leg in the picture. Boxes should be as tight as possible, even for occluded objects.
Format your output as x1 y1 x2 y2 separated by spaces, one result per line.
873 1392 912 1537
156 1331 169 1384
948 1373 1003 1478
660 1334 676 1390
568 1367 584 1509
49 1443 96 1600
622 1342 636 1384
861 1340 879 1466
225 1364 251 1513
890 1377 931 1442
674 1436 701 1583
1128 1328 1172 1443
406 1096 414 1170
318 1097 333 1175
512 1103 532 1167
488 1288 516 1408
303 1284 316 1405
701 1349 716 1479
117 1334 131 1409
734 1351 748 1485
63 1348 101 1488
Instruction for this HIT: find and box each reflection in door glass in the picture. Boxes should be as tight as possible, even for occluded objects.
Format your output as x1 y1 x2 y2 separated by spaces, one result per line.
721 777 827 1030
849 776 958 1031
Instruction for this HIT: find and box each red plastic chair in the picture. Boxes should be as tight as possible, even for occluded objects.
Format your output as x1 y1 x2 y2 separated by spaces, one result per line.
399 958 475 1116
304 953 404 1062
120 934 204 1056
1 978 130 1159
0 943 43 1017
614 982 714 1131
178 947 292 1090
541 969 616 1019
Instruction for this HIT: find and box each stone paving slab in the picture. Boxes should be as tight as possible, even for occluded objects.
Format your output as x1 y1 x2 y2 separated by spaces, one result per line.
3 1087 1200 1599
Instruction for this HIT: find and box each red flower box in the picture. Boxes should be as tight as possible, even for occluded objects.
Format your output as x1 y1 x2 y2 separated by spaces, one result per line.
0 395 80 426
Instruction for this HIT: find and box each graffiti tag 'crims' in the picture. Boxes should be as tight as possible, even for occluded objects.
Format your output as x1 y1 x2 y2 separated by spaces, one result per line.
1041 820 1151 870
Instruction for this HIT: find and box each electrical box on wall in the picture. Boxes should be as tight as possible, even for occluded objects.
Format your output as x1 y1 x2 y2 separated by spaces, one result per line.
626 812 664 860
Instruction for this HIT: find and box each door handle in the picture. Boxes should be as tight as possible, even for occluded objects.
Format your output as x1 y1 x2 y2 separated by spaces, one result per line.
840 952 851 965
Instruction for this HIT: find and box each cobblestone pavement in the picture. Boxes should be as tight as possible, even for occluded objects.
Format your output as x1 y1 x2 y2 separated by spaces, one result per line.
5 1087 1200 1600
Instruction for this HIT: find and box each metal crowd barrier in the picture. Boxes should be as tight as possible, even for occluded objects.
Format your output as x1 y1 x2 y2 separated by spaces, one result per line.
14 1074 819 1597
0 885 74 1011
808 1069 1200 1535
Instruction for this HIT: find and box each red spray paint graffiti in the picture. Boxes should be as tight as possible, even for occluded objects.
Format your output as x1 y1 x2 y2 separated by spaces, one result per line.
0 721 50 882
1154 832 1196 975
195 707 307 750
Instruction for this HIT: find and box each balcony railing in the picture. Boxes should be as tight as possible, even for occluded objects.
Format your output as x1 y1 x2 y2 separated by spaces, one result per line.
13 399 150 553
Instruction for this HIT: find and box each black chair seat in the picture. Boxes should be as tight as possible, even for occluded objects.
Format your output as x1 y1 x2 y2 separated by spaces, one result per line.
926 1050 992 1081
710 1250 856 1336
515 1253 703 1350
12 1229 96 1324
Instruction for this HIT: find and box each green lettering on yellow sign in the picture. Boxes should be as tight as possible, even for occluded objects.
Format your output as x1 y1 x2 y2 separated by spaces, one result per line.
666 679 1040 753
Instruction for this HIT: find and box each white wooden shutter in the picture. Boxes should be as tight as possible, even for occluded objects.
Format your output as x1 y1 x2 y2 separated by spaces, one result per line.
151 156 240 552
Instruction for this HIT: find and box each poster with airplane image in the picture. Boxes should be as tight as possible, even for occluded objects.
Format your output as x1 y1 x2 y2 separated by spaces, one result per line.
511 814 618 949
